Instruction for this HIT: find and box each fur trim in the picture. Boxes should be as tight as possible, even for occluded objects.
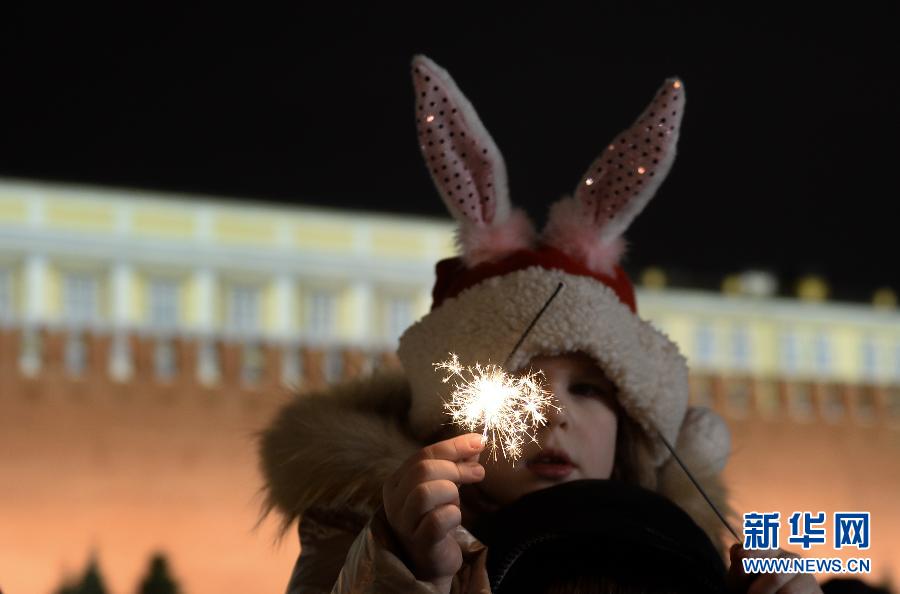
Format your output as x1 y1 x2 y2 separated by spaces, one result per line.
257 368 732 554
397 266 689 468
257 372 419 533
672 407 731 474
542 196 627 275
458 208 537 267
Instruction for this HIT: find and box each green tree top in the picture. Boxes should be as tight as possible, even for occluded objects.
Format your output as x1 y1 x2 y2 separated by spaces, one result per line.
137 553 180 594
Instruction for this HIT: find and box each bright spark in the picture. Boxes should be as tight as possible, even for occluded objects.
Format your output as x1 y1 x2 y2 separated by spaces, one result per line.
435 353 559 463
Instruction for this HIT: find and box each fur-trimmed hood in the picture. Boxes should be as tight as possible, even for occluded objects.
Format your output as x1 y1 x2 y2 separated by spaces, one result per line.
258 371 733 557
258 372 419 533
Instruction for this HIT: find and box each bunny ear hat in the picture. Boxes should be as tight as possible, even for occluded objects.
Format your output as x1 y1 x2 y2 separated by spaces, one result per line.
398 55 730 484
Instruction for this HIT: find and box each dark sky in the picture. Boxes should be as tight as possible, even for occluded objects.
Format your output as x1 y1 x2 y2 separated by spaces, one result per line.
1 6 898 300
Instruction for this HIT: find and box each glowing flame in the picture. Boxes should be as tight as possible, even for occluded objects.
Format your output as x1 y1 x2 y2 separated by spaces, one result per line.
435 353 559 463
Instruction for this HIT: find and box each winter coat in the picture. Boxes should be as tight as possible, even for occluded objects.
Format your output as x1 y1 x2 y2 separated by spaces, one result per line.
258 371 731 594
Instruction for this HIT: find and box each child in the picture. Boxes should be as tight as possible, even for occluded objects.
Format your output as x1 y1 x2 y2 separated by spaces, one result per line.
259 55 822 594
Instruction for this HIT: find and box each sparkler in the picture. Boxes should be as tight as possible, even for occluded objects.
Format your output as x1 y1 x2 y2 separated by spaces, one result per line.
436 283 565 463
655 428 742 543
434 283 742 542
432 279 740 542
436 354 556 461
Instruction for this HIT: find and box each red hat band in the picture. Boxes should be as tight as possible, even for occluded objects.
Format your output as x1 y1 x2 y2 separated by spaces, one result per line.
432 244 637 313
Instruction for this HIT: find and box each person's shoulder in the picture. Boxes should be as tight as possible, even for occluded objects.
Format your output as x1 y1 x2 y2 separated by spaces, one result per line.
287 505 372 594
258 371 422 528
301 505 370 541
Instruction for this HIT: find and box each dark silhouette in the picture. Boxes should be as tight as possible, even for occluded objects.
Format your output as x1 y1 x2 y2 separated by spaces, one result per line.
54 556 108 594
137 553 180 594
823 578 894 594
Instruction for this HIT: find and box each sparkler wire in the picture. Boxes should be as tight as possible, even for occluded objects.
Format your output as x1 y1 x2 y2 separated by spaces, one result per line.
504 282 565 367
441 277 740 542
655 428 741 543
437 282 566 462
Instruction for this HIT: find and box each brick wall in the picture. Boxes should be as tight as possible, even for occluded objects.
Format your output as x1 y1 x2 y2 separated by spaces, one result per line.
0 329 896 593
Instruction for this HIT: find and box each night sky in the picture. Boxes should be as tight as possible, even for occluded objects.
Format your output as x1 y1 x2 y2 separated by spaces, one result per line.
1 6 898 300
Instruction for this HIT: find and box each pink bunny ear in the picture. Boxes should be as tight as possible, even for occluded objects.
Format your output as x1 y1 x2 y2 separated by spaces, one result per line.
412 55 535 266
543 77 686 275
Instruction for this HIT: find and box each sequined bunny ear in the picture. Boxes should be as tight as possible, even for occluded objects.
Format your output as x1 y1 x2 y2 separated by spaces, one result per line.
412 55 535 267
543 77 685 275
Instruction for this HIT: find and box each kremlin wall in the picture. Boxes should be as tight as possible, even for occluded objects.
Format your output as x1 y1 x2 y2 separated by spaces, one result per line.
0 178 897 593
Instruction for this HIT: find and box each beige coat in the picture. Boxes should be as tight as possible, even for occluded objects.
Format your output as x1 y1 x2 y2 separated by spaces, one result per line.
258 372 731 593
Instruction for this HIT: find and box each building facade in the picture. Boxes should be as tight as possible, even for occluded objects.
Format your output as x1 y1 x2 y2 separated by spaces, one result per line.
1 178 897 593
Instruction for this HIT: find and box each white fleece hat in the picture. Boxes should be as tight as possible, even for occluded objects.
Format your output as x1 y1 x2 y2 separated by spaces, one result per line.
397 55 730 475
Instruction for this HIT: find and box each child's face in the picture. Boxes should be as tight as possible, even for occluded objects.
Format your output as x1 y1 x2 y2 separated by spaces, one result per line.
477 352 618 505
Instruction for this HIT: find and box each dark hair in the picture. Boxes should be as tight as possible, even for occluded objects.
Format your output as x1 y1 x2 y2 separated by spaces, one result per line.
610 406 642 484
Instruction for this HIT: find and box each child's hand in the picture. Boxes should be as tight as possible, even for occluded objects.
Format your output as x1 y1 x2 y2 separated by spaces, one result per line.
726 544 823 594
382 433 486 593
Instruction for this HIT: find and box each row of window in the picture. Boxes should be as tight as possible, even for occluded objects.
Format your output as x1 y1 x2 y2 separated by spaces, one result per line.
7 267 900 376
691 323 900 379
0 269 11 320
22 331 356 387
0 269 417 344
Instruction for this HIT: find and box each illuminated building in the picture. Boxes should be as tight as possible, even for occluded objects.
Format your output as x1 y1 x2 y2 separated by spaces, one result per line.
1 178 896 592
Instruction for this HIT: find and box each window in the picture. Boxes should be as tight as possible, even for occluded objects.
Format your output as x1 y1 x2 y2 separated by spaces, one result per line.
385 296 414 344
281 344 302 388
365 350 383 374
63 273 98 326
19 327 42 376
887 387 900 420
860 337 878 381
307 290 336 341
323 348 343 383
813 332 832 373
690 375 714 407
0 268 13 321
355 350 375 377
694 323 715 366
855 387 877 424
109 332 132 382
154 338 177 381
732 326 751 370
228 285 260 335
726 379 751 418
820 384 844 422
789 383 814 421
197 339 219 385
241 342 265 385
893 342 900 383
754 379 779 417
64 331 88 376
780 331 800 374
148 279 180 331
